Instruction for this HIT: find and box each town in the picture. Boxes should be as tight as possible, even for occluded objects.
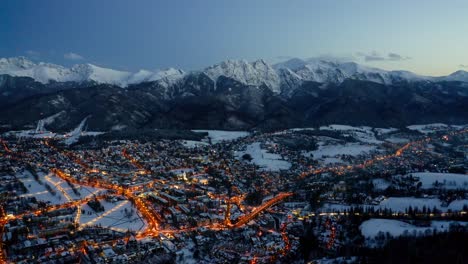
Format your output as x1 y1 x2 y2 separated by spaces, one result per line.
0 123 467 263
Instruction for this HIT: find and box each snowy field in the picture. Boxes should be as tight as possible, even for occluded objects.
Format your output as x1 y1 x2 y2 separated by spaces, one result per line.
306 142 376 161
374 128 398 135
372 178 391 191
321 197 468 213
315 257 357 264
385 136 410 143
3 115 103 145
407 123 449 134
360 218 468 239
319 125 383 144
235 142 291 171
4 130 59 139
408 172 468 190
192 130 250 144
18 171 106 205
181 140 210 148
79 200 147 233
375 197 468 212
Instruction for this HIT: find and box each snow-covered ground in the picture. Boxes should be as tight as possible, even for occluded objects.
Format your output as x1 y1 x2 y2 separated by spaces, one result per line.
235 142 291 171
306 142 376 161
18 171 106 205
321 197 468 213
374 128 398 135
407 123 449 134
79 200 147 233
372 178 391 191
0 57 185 87
377 197 468 212
385 136 410 143
314 257 357 264
4 129 61 139
408 172 468 190
319 125 383 144
360 218 468 239
35 112 64 132
3 114 104 146
192 130 250 144
180 140 210 148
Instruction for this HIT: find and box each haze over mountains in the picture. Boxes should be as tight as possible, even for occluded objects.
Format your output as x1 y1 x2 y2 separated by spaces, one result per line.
0 56 467 132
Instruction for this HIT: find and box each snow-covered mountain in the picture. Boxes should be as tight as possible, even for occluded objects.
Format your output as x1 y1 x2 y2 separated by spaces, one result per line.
1 56 467 132
1 56 468 96
0 57 185 87
126 68 185 87
437 70 468 82
273 58 427 85
203 59 281 93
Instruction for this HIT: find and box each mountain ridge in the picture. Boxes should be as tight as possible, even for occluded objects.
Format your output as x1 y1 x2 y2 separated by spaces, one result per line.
2 57 468 92
0 56 467 132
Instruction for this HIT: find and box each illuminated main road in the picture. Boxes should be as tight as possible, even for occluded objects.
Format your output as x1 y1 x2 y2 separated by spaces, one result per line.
0 128 466 261
231 192 293 228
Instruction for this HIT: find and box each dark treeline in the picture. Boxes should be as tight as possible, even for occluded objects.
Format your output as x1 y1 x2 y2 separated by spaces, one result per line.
361 230 468 264
75 129 207 146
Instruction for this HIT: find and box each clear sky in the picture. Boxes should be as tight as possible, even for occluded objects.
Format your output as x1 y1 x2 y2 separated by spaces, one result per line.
1 0 467 75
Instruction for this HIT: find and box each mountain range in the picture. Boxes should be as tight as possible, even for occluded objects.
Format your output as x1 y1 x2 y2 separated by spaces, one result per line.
0 57 467 132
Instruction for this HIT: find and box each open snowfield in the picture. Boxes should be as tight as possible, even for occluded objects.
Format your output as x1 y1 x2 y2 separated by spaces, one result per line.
307 142 376 161
376 197 442 212
374 128 398 135
407 123 449 134
372 178 391 191
4 115 104 145
18 171 106 205
4 130 60 139
360 219 468 239
376 197 468 212
315 257 357 264
192 130 250 144
181 140 210 148
79 200 147 232
236 142 291 171
408 172 468 190
321 197 468 213
385 136 410 143
319 125 383 144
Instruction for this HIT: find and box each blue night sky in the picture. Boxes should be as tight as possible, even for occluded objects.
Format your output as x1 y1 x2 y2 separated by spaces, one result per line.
1 0 468 75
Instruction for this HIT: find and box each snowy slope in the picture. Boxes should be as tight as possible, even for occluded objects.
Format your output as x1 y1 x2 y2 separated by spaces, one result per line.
437 70 468 82
2 56 467 93
0 57 185 87
274 58 427 85
126 68 185 87
203 59 281 93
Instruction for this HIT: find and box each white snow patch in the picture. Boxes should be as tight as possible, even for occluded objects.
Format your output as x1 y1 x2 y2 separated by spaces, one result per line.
307 143 376 160
360 218 468 239
193 130 250 144
319 125 383 143
372 178 391 191
181 140 209 148
409 172 468 190
235 142 291 171
407 123 449 134
79 200 147 232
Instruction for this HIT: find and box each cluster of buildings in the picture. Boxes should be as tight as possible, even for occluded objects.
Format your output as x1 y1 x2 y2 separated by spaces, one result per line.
0 125 466 263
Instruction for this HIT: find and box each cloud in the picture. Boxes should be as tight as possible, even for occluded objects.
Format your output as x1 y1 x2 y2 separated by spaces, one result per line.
25 50 40 59
357 51 410 62
459 64 468 68
388 53 410 61
64 52 84 60
313 53 356 63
